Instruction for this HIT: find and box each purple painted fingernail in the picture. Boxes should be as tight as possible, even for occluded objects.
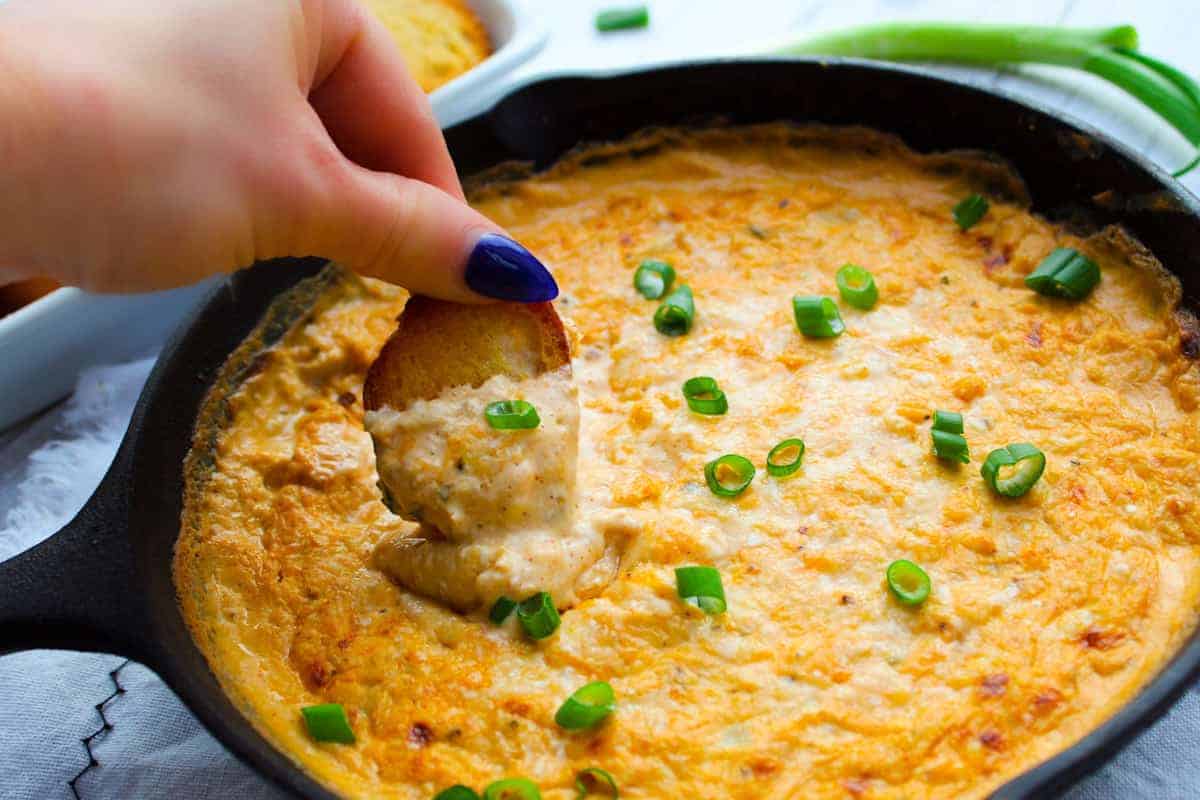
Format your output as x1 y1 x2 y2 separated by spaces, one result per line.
464 233 558 302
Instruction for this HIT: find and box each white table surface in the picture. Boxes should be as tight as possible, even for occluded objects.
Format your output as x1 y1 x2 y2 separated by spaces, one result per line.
2 1 1199 798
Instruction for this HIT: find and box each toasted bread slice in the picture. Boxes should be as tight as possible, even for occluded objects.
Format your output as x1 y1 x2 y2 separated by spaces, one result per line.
364 297 570 412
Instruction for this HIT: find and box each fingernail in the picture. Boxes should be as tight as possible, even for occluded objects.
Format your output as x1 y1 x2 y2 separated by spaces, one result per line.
464 233 558 302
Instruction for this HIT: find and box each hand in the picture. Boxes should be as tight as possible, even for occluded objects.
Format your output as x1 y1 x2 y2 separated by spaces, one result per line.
0 0 556 302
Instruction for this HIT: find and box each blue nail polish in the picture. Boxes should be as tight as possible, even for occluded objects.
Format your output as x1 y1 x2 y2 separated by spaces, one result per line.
465 233 558 302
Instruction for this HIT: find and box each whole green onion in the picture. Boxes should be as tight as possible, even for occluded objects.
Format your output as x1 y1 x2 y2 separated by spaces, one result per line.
766 438 805 477
575 767 620 798
633 259 675 299
704 453 756 498
301 703 355 744
792 296 845 338
555 681 616 730
886 559 932 606
489 596 517 625
675 565 727 614
981 443 1046 497
930 410 969 463
835 265 878 310
770 23 1200 175
483 778 542 800
435 787 482 800
516 592 561 639
654 284 695 336
1025 248 1101 299
682 376 729 415
953 194 990 230
485 400 540 430
595 6 649 32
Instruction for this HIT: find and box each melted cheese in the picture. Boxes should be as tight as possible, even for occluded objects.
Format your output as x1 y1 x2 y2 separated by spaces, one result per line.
175 125 1200 800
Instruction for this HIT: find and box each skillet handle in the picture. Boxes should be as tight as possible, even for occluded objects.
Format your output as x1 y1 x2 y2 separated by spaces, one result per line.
0 448 152 662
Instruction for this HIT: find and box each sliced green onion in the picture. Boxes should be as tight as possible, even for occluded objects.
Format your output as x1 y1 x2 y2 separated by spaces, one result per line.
633 259 675 299
766 438 805 477
435 787 482 800
516 592 561 639
301 703 355 744
654 284 694 336
485 400 540 430
835 265 878 310
953 194 990 230
981 443 1046 497
931 410 964 434
931 430 970 464
792 295 845 338
575 767 619 798
682 376 728 415
555 681 616 730
489 596 517 625
930 410 969 463
1025 248 1101 299
886 559 931 607
675 565 727 614
704 454 755 498
482 778 541 800
595 6 649 32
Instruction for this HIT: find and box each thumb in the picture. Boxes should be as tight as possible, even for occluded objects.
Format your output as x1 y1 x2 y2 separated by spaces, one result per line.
307 161 558 304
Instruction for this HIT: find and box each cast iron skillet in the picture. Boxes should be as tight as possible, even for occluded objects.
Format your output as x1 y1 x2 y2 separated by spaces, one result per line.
2 60 1199 800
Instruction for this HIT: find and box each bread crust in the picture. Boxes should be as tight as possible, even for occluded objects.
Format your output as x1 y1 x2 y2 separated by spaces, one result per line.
363 297 570 412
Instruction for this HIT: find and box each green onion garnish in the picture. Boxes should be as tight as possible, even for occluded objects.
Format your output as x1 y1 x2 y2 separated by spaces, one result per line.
766 438 805 477
575 767 619 798
1025 248 1101 299
704 454 755 498
681 376 728 415
675 565 727 614
981 443 1046 497
301 703 355 744
489 596 517 625
633 259 675 299
835 265 878 310
435 787 482 800
953 194 990 230
595 6 649 32
770 24 1200 176
886 559 931 606
792 296 845 338
654 284 694 336
931 430 970 464
931 409 964 434
554 681 616 730
485 400 540 430
930 410 969 464
516 592 560 639
482 778 542 800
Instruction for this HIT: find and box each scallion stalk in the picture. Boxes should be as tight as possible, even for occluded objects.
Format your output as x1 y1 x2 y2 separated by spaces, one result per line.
770 23 1200 175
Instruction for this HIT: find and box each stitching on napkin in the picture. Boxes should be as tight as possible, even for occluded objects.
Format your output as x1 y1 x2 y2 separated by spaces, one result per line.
68 660 131 800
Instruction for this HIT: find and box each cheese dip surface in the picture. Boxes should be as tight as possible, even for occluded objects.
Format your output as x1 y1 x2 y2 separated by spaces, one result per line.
175 125 1200 799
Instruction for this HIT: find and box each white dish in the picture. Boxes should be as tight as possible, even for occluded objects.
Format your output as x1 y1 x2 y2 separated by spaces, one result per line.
430 0 547 126
0 0 545 432
0 282 215 431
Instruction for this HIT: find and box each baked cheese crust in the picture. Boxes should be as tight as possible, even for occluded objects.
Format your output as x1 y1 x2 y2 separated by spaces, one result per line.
362 0 490 93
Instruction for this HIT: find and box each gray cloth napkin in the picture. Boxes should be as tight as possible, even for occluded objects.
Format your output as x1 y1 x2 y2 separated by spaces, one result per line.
0 357 1195 799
